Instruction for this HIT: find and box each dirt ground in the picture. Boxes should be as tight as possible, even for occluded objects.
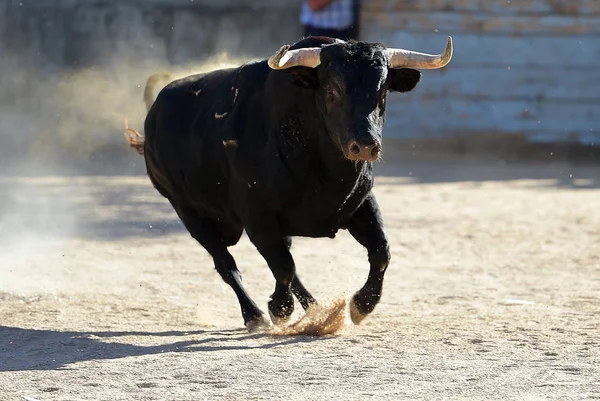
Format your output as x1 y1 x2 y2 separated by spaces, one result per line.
0 160 599 400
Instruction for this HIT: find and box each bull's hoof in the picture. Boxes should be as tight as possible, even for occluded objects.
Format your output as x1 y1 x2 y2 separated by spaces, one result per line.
350 285 382 325
268 292 295 326
268 309 292 326
245 314 272 333
349 298 368 325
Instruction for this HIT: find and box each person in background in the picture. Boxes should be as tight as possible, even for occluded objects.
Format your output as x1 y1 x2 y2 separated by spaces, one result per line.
301 0 360 41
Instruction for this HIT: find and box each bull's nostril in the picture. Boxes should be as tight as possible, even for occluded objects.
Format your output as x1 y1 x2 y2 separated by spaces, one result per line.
350 144 361 154
371 145 381 157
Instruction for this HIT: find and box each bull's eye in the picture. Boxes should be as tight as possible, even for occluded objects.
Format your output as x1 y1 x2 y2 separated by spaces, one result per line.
326 86 340 104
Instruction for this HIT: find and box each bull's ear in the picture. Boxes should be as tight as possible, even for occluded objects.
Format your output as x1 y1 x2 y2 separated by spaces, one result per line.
388 68 421 93
287 67 318 89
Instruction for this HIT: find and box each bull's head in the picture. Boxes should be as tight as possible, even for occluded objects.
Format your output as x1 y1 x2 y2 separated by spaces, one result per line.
268 37 453 162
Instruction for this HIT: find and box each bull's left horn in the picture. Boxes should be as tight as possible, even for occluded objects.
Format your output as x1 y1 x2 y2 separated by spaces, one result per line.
268 45 322 69
386 36 453 69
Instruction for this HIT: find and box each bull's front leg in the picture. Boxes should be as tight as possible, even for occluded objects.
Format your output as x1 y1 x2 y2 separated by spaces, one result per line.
247 232 298 324
345 193 391 325
284 236 317 311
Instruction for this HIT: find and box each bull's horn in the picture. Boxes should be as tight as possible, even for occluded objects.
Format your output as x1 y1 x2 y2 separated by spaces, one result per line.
386 36 453 69
268 45 322 69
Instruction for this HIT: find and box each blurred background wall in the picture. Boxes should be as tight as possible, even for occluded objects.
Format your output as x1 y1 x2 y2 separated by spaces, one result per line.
0 0 302 174
0 0 301 68
361 0 600 148
1 0 599 175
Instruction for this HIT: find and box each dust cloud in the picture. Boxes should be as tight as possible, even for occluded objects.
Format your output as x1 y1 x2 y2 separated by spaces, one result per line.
270 297 349 336
0 43 254 265
0 50 252 175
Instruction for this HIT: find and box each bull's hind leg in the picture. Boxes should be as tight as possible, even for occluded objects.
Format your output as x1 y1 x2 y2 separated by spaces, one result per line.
174 205 269 331
212 251 270 331
345 194 391 325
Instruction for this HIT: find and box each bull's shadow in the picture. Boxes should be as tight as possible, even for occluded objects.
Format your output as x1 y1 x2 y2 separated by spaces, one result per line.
0 325 329 372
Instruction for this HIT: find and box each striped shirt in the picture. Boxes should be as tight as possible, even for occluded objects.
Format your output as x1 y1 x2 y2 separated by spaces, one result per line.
300 0 354 30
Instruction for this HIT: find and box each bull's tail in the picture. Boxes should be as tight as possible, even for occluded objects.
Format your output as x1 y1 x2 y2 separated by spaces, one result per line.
143 71 173 112
123 119 145 156
123 71 174 156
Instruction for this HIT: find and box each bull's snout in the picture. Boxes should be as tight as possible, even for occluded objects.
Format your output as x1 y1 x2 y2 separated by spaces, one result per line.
346 140 381 162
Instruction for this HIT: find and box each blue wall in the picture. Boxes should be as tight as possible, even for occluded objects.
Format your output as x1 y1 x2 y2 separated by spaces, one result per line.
361 0 600 145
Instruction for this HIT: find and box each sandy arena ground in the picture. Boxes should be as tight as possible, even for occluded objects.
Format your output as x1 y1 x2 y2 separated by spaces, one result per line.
0 160 599 400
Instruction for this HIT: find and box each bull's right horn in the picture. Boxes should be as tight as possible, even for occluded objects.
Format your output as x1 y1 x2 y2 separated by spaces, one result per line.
268 45 322 69
386 36 453 69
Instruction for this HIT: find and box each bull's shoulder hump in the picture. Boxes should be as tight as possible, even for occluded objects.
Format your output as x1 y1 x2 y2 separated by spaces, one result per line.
157 60 269 99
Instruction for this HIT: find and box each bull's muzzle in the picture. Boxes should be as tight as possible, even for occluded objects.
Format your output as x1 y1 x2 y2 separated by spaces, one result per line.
346 140 381 162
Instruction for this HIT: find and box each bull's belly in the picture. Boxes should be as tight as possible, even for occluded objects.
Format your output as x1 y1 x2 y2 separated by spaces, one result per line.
279 213 347 239
284 226 340 239
276 189 367 238
283 226 341 239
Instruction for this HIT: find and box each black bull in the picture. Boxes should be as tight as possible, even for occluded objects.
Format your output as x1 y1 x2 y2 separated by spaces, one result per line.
125 36 453 331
